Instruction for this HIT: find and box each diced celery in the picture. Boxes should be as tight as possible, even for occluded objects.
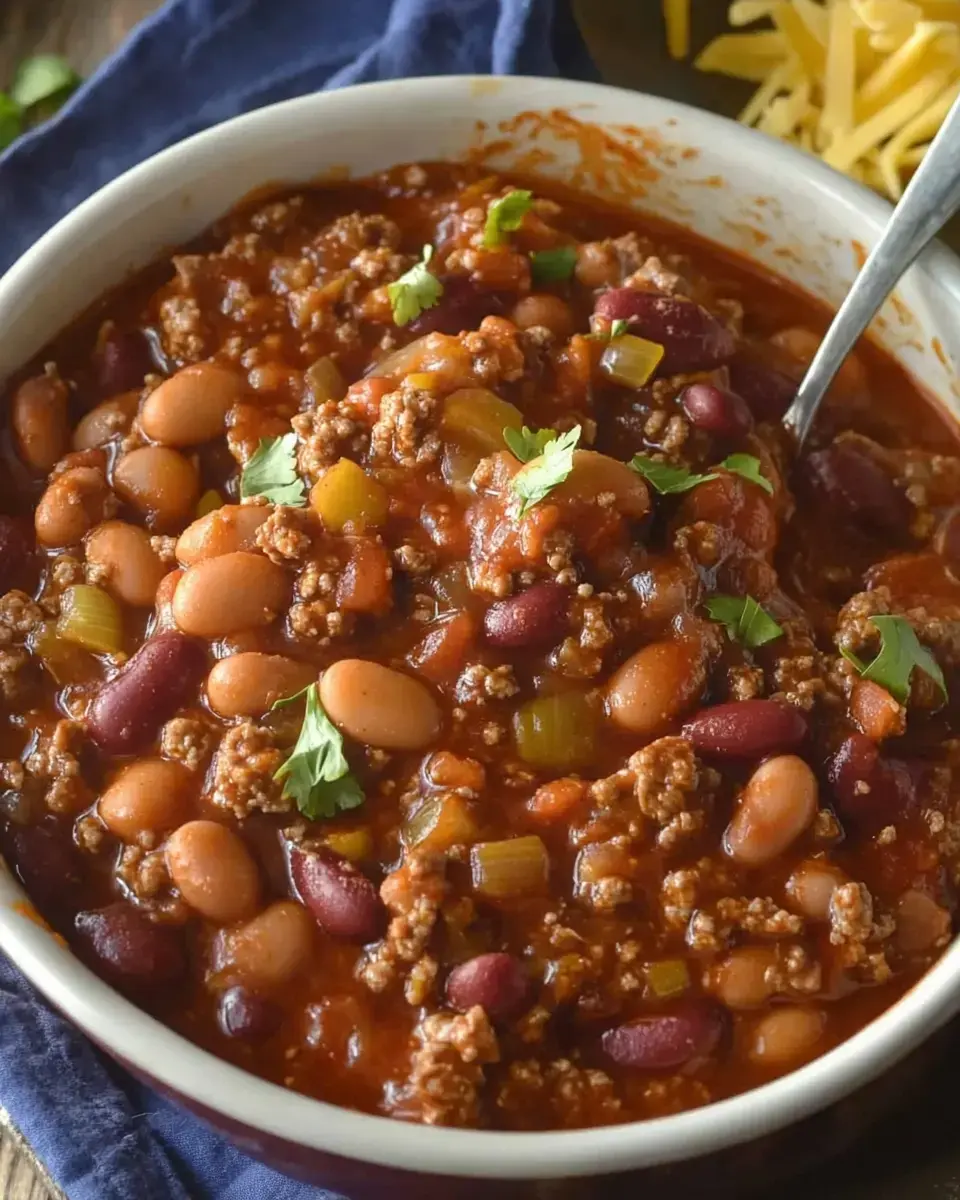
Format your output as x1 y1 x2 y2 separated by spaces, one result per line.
513 691 597 770
645 959 691 999
442 388 523 454
310 458 388 533
57 585 123 655
600 334 665 389
471 835 549 899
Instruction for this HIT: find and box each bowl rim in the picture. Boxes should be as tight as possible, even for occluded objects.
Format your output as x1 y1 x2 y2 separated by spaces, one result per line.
3 72 960 1180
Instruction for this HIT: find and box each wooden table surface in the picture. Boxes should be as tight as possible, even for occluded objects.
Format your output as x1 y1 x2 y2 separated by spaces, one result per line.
3 2 960 1198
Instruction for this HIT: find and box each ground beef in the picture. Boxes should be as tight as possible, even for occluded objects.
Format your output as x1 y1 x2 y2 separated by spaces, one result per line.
115 844 187 921
0 590 42 699
256 505 315 565
687 897 805 953
369 383 440 469
837 586 960 668
210 723 289 818
389 1006 498 1127
157 293 210 364
292 400 369 485
460 317 526 388
496 1059 621 1130
288 555 353 642
767 617 826 711
359 850 448 997
454 663 519 706
160 716 217 772
24 720 90 815
393 542 436 577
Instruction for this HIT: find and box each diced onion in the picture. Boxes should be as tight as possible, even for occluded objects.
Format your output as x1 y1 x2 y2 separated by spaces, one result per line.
57 585 123 655
305 356 347 403
600 335 665 390
321 829 373 862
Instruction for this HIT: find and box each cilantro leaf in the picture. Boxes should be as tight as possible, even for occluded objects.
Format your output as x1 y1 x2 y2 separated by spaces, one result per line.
11 55 79 111
240 432 306 507
511 425 581 517
387 245 443 326
588 317 630 342
0 94 21 151
721 453 773 496
484 190 533 248
629 454 718 495
841 615 947 704
504 424 558 464
273 684 366 820
705 594 784 649
530 246 577 284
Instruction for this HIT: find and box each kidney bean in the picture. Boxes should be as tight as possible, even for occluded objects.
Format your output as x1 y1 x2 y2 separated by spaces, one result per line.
85 520 168 607
96 327 153 395
895 889 952 953
35 466 114 548
683 700 807 760
827 733 916 831
724 755 817 866
0 515 32 582
166 820 262 924
206 652 316 718
99 759 194 842
218 986 282 1041
748 1006 824 1066
175 504 269 565
212 900 315 988
484 582 568 649
289 845 385 941
593 289 736 374
140 363 243 447
6 824 83 913
172 552 289 638
320 658 441 751
602 1000 725 1069
11 373 70 472
806 442 910 538
75 902 184 986
446 953 528 1020
408 276 504 336
727 355 797 421
606 639 705 737
680 382 753 438
86 632 207 754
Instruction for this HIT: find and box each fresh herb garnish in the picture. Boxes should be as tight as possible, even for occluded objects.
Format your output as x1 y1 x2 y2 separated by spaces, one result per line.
0 55 81 151
504 425 558 464
273 684 365 820
721 452 774 496
387 244 443 326
484 190 533 248
240 432 307 507
588 317 630 342
511 425 581 517
841 615 947 704
629 455 718 495
705 594 784 649
530 246 577 284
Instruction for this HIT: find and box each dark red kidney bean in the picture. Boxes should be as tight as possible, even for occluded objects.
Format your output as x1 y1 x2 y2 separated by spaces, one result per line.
408 277 504 336
218 986 282 1041
602 1001 725 1069
75 903 184 986
289 845 385 941
683 700 807 760
727 354 797 421
484 582 568 649
96 328 153 396
806 442 910 538
593 289 736 374
934 506 960 574
86 633 207 754
446 953 529 1020
0 514 32 582
828 733 916 831
681 383 753 438
5 824 83 913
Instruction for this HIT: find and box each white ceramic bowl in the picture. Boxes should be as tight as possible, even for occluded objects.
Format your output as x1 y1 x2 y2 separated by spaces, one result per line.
2 75 960 1189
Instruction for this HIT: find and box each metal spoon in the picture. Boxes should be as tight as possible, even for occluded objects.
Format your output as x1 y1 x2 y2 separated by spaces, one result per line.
782 93 960 448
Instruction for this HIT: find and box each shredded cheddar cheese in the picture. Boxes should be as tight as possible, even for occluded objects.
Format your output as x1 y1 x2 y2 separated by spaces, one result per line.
670 0 960 198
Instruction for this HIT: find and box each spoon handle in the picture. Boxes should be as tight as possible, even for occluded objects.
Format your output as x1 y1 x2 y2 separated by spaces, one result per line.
783 93 960 448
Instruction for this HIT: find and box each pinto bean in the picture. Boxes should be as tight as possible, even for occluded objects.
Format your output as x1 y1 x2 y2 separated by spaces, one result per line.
98 759 194 841
785 859 848 922
211 900 315 989
289 845 385 940
320 659 441 750
510 293 574 338
711 946 779 1010
12 372 70 471
86 632 207 754
85 520 168 607
113 445 200 530
748 1006 824 1066
75 902 184 986
827 733 916 831
484 582 569 648
165 820 261 923
594 289 736 373
95 327 152 395
724 755 817 866
681 382 753 438
683 700 807 760
806 442 909 538
73 391 140 450
140 363 243 446
676 471 776 555
172 552 289 638
218 987 282 1040
206 653 316 718
602 1001 725 1069
895 889 952 953
446 953 529 1019
35 466 114 548
606 639 705 736
554 449 650 518
175 504 269 565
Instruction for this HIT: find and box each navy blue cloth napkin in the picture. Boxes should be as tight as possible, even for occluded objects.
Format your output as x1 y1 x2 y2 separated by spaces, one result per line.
0 0 594 1196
